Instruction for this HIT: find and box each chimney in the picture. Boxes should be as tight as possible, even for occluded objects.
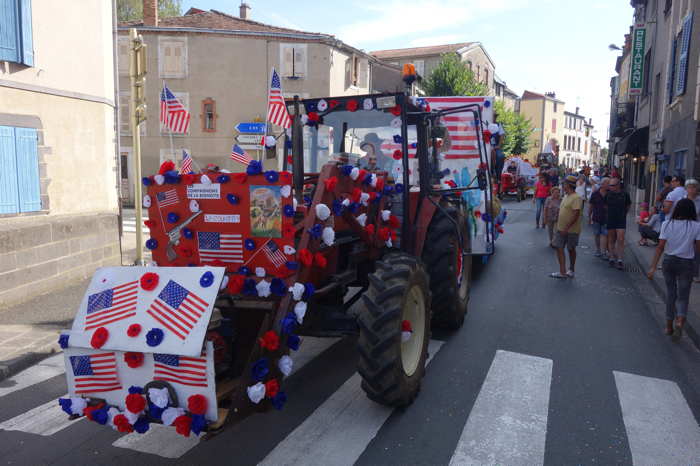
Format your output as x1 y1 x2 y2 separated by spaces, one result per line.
576 106 580 115
240 2 251 20
143 0 158 26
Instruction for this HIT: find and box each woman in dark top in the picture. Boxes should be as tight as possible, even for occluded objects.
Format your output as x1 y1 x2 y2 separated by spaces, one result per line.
605 178 632 269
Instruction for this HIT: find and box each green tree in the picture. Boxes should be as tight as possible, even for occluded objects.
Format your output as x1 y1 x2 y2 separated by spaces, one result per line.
422 53 488 96
117 0 182 22
494 100 533 156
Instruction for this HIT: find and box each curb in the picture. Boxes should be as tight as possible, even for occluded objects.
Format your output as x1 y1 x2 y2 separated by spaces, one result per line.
0 350 56 382
627 242 700 351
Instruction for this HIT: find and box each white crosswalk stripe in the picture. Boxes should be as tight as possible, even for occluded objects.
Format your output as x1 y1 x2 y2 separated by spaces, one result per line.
449 350 552 466
614 371 700 466
0 353 64 399
0 396 81 436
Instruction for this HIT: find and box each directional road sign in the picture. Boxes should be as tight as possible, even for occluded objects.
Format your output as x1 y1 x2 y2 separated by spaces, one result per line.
235 122 266 134
239 144 263 151
236 134 263 144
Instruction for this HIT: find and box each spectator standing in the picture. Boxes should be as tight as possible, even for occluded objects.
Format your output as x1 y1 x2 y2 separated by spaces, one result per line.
588 177 609 257
684 179 700 282
647 199 700 341
543 186 562 244
533 174 551 228
656 175 673 221
550 176 583 279
663 175 687 217
548 167 559 187
638 206 662 246
605 177 632 270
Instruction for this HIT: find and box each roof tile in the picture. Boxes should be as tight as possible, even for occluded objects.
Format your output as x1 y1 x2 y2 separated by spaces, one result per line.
370 42 474 59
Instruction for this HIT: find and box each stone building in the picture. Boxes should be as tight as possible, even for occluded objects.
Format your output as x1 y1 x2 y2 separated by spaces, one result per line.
519 90 566 164
561 108 589 169
0 0 120 306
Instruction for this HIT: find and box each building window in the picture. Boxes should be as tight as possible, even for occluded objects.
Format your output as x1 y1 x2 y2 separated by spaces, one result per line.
553 102 558 113
466 60 473 72
584 141 588 155
667 36 678 104
675 12 694 96
652 73 661 124
0 126 41 214
160 92 189 134
159 148 189 165
280 43 307 79
643 49 652 96
0 0 33 66
117 36 130 75
477 65 481 81
159 37 187 78
674 149 687 176
201 98 217 133
118 91 145 136
346 55 368 88
577 137 581 152
414 59 424 76
552 118 556 132
664 0 672 15
484 68 489 87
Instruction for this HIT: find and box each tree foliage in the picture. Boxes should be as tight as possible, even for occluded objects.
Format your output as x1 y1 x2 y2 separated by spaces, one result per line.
422 53 488 97
117 0 182 22
494 100 533 156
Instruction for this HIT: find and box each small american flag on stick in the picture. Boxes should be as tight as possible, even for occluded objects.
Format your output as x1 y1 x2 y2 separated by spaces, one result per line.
267 69 291 129
156 189 179 208
153 353 208 388
179 150 193 174
146 280 209 340
198 232 244 264
84 280 138 330
264 239 287 268
70 352 121 394
160 85 190 134
230 144 252 166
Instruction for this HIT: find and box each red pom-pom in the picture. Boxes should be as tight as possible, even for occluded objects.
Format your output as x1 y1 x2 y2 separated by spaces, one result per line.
474 210 481 218
187 394 208 415
125 393 146 414
308 112 320 122
378 227 391 242
283 224 296 238
90 327 109 349
144 219 158 229
140 272 159 291
127 323 142 337
259 330 280 351
83 403 104 421
357 169 368 182
393 150 402 160
113 414 134 433
401 319 412 332
389 215 400 229
174 415 192 437
329 99 340 109
298 248 313 267
346 100 359 112
314 252 327 268
369 192 378 202
227 274 245 294
390 105 402 116
265 379 280 398
482 130 492 145
232 173 247 184
176 243 194 258
280 171 292 184
324 176 338 192
375 177 385 193
159 160 175 175
287 155 293 165
351 188 362 203
124 351 144 368
365 224 375 236
181 173 196 185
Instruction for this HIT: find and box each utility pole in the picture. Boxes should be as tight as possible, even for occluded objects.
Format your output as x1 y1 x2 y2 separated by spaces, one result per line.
129 28 147 265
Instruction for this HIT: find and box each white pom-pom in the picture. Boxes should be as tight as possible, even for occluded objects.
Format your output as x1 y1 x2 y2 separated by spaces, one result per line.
107 407 120 428
294 301 307 324
356 213 367 227
386 238 393 248
293 197 298 211
148 387 170 409
265 135 276 148
124 410 139 425
71 397 87 415
369 174 378 188
278 355 293 377
488 123 500 134
317 99 328 111
281 185 292 198
363 98 374 110
247 382 266 404
350 167 360 180
154 174 165 185
200 174 211 185
189 200 200 213
390 117 402 128
381 210 391 222
289 282 305 301
301 115 309 125
255 267 266 278
256 280 271 297
283 245 296 255
322 227 335 247
315 203 331 221
401 331 412 342
142 195 151 208
341 198 350 207
161 407 185 426
360 192 370 206
220 275 229 290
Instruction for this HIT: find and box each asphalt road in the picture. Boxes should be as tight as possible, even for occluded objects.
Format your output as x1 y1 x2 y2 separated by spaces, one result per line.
1 200 699 465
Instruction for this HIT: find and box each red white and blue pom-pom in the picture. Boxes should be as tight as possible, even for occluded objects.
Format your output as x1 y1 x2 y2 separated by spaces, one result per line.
401 320 413 342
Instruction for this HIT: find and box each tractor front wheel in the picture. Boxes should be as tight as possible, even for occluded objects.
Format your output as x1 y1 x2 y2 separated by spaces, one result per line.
357 253 431 407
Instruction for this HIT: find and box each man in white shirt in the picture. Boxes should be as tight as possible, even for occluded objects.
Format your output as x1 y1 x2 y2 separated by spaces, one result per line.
663 175 687 217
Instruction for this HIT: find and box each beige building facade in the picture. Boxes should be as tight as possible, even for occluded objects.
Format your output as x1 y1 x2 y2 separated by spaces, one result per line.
561 109 591 169
520 91 566 163
0 0 120 307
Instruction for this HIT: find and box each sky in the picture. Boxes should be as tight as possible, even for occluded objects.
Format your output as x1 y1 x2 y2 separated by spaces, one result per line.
183 0 635 139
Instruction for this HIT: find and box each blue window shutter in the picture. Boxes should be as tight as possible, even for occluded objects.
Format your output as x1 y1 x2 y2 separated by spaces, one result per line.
19 0 32 66
0 0 20 63
14 127 41 212
667 38 677 104
0 126 20 214
676 12 694 96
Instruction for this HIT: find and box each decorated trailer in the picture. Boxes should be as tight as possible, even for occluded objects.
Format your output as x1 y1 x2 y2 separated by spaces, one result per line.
58 91 497 437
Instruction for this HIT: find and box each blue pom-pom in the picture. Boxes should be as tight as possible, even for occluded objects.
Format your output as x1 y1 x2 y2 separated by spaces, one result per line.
309 224 322 239
482 213 492 223
217 174 230 183
394 183 404 194
383 185 394 195
238 266 251 276
283 205 295 217
226 193 240 205
272 391 287 410
200 271 214 288
393 135 403 143
190 414 207 436
251 358 269 381
93 406 109 425
146 328 164 347
264 170 279 183
147 401 164 420
281 312 297 335
182 227 193 239
244 239 256 251
349 202 360 213
410 142 417 149
372 193 383 203
303 196 312 207
285 261 298 270
332 199 344 216
362 174 373 185
303 282 315 299
341 165 354 176
145 238 158 250
305 101 318 113
271 278 286 296
286 139 292 149
134 417 150 434
243 278 258 296
247 160 263 175
483 100 491 108
58 398 73 415
167 212 179 223
142 177 153 186
287 334 301 351
164 171 180 184
128 386 143 395
58 333 69 349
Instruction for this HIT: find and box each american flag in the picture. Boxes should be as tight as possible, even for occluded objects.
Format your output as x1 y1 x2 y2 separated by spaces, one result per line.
160 85 191 134
147 280 209 340
267 69 291 129
197 232 244 264
153 353 208 388
156 189 179 208
264 239 287 268
84 280 138 331
70 352 121 394
179 150 193 174
230 144 252 166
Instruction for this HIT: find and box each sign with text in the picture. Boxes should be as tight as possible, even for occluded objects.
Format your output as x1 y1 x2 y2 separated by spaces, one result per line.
236 134 264 144
187 183 221 199
629 24 646 95
235 122 266 134
204 214 240 223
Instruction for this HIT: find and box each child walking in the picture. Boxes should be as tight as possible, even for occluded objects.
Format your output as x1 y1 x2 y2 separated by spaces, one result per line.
543 186 562 244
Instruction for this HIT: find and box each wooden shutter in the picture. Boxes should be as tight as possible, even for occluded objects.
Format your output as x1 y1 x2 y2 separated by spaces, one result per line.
293 46 306 77
14 127 40 212
359 59 369 88
676 12 694 96
0 0 19 63
0 126 19 214
667 38 677 104
344 55 352 89
19 0 32 66
281 45 294 77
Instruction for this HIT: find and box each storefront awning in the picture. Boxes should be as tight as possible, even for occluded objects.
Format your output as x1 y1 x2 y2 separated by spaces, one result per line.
615 126 649 156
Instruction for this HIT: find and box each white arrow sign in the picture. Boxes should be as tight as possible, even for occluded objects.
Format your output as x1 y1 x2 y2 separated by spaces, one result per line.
239 144 263 151
236 134 263 144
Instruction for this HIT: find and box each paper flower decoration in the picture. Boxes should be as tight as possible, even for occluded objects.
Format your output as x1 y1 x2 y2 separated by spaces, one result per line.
181 173 196 185
126 393 146 414
283 245 296 255
324 176 338 192
58 333 69 349
247 382 266 404
341 165 354 176
145 238 158 250
329 99 340 109
283 224 296 238
142 195 151 208
360 192 370 206
187 394 207 416
393 149 403 160
149 387 169 409
294 301 307 324
91 327 109 349
124 351 144 368
484 99 491 108
346 100 359 112
217 174 230 183
303 282 315 299
365 224 375 236
289 282 305 301
144 219 158 229
356 213 367 227
200 271 214 288
255 267 266 278
154 174 165 185
280 185 291 198
256 279 271 298
271 278 286 296
298 248 313 267
244 238 256 251
142 177 153 186
58 397 86 416
390 117 401 129
279 355 293 376
305 101 318 113
134 418 150 434
146 328 164 347
395 183 404 193
259 330 280 351
309 224 323 239
227 274 245 294
265 379 280 398
159 160 175 175
272 391 287 410
281 312 297 335
247 160 263 175
265 170 279 183
322 227 335 247
401 320 413 342
284 204 295 217
307 111 320 122
287 334 301 351
140 272 159 291
265 135 277 148
224 193 239 206
285 260 298 270
199 174 211 185
350 167 360 180
363 98 374 110
316 203 331 221
174 415 192 437
301 114 309 125
167 212 179 224
164 171 180 184
162 407 185 426
317 99 328 111
243 278 258 296
252 358 270 381
127 323 142 337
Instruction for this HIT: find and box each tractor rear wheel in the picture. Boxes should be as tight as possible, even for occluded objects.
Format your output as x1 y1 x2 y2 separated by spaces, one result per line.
423 208 471 329
357 253 431 407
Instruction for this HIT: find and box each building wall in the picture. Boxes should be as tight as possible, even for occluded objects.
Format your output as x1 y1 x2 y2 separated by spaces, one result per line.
521 98 544 162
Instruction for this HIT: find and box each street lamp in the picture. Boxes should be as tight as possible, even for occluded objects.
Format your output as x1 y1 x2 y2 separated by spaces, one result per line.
608 44 623 51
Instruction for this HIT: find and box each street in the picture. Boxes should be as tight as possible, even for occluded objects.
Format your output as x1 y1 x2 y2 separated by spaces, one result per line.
1 200 699 465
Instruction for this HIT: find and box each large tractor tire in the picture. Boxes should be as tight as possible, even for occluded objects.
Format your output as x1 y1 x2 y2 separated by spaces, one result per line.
423 208 471 329
357 253 431 407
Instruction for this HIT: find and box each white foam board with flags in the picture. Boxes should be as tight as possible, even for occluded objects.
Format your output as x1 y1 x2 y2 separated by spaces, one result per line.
67 266 224 357
64 341 218 421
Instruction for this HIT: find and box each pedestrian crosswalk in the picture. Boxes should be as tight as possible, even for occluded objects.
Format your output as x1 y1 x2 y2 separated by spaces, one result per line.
1 343 699 464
